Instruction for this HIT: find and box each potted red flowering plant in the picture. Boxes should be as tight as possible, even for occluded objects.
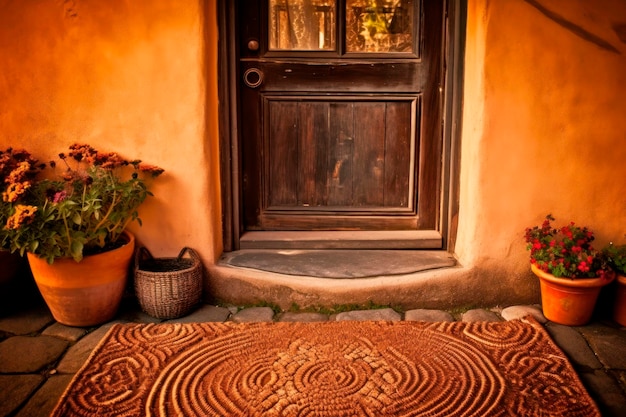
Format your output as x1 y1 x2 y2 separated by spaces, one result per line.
524 214 614 325
2 143 163 326
601 242 626 326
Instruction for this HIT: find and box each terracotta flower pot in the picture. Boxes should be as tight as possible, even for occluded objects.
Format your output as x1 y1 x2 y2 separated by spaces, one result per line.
27 232 135 327
614 275 626 327
531 264 615 326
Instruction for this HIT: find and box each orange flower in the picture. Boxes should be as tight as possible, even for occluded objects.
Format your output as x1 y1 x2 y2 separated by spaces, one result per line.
94 152 126 169
138 163 165 177
5 204 38 230
2 181 31 203
5 161 30 184
68 143 97 162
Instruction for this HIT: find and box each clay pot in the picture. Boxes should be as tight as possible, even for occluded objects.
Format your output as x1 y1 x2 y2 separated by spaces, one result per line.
27 232 135 327
531 264 615 326
613 275 626 327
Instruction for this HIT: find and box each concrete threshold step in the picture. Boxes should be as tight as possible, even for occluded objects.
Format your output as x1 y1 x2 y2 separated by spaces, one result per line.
219 249 456 278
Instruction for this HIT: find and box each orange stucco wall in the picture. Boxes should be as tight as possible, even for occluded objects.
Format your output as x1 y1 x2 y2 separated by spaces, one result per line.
456 0 626 277
1 0 625 305
0 0 222 264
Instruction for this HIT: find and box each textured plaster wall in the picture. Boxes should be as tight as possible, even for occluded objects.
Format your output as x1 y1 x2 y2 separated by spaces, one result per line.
2 0 625 306
457 0 626 279
0 0 222 263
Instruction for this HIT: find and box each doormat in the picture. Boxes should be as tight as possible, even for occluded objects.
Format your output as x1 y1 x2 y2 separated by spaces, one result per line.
220 249 456 278
52 319 599 416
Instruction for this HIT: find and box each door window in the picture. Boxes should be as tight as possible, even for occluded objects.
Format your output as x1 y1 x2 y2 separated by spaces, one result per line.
346 0 414 53
268 0 415 53
269 0 336 50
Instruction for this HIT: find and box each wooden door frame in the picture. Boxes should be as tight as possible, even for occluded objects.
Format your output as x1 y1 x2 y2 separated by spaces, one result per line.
217 0 466 252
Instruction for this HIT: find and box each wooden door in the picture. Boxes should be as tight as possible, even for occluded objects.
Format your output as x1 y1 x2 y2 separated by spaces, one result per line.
237 0 445 246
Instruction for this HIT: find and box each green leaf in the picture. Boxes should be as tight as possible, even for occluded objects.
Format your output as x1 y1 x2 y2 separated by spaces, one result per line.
72 213 82 225
70 240 84 262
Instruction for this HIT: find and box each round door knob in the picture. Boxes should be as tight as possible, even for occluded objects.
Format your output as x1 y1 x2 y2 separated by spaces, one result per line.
243 68 264 88
247 39 260 51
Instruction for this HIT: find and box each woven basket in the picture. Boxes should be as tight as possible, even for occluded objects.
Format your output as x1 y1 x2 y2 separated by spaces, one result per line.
134 247 203 319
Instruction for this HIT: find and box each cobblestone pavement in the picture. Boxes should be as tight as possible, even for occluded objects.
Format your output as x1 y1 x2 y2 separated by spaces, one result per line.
0 295 625 417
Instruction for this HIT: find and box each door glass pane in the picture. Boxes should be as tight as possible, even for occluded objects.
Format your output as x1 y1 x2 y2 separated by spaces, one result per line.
346 0 414 53
269 0 336 51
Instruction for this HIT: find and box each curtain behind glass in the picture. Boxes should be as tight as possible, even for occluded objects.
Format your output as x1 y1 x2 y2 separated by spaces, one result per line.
269 0 336 50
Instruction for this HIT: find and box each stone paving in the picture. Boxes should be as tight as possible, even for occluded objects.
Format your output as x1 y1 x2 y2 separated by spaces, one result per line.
0 299 625 417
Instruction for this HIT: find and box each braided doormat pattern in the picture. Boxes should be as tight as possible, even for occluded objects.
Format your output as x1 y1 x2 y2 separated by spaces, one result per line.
52 319 599 417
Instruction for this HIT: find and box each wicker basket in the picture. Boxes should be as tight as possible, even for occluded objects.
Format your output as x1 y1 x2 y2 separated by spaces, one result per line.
134 247 202 319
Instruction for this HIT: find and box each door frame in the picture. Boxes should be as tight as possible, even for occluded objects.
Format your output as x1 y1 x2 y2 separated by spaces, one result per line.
217 0 466 252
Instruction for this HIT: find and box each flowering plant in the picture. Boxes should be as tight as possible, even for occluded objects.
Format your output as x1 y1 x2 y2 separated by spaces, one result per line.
0 148 45 248
524 214 609 279
602 242 626 276
1 144 163 264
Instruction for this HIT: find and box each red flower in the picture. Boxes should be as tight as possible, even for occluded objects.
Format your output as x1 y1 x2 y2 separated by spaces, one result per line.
577 262 590 273
525 215 607 278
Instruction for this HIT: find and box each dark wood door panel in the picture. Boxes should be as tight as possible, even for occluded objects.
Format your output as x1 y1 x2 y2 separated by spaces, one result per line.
263 97 418 216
